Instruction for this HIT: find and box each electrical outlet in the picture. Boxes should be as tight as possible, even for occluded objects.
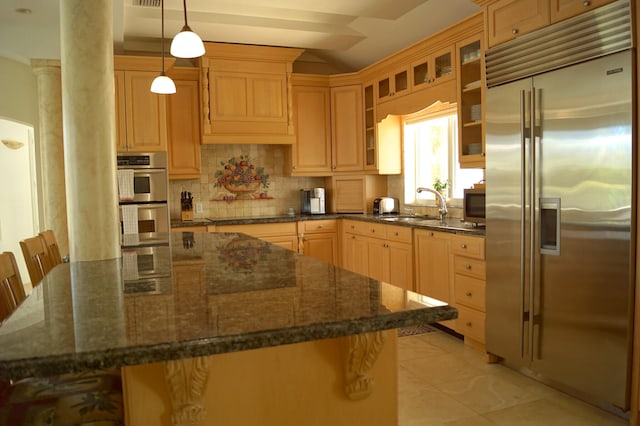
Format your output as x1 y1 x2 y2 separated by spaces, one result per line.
195 202 203 214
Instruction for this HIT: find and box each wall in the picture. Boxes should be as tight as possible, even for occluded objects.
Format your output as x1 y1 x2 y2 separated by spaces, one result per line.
0 57 39 128
169 144 326 220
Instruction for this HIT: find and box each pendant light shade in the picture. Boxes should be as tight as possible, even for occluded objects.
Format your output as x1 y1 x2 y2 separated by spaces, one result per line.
170 0 205 58
151 72 176 94
150 0 176 94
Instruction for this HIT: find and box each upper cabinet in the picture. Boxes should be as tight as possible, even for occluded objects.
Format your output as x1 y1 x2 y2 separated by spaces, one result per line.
410 46 455 92
486 0 550 47
376 66 410 103
550 0 617 22
200 42 303 144
166 68 201 179
486 0 616 48
287 74 332 175
363 82 401 174
331 83 365 172
114 61 168 152
456 34 485 168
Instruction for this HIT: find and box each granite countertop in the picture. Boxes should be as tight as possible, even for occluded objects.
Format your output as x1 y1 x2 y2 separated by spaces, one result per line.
0 232 457 381
172 214 485 236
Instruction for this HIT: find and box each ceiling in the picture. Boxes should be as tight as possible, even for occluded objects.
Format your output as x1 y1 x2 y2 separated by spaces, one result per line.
0 0 480 73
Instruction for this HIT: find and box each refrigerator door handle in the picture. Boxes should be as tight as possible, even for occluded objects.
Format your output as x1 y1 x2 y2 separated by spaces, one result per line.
528 87 538 362
519 89 529 360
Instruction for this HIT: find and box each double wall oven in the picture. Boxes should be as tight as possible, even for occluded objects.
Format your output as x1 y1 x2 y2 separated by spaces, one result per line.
117 152 172 293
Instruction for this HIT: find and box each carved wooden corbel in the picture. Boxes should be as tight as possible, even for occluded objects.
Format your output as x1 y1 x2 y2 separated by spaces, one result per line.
164 356 212 426
344 331 386 400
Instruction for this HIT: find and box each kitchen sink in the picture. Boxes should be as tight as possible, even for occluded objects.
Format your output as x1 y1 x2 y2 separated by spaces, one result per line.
414 219 481 232
379 216 427 223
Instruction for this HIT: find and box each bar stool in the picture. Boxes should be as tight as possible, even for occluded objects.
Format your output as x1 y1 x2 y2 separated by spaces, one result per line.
39 230 64 266
19 235 55 287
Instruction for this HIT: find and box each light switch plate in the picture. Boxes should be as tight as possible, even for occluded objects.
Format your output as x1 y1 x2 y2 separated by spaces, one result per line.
195 202 203 214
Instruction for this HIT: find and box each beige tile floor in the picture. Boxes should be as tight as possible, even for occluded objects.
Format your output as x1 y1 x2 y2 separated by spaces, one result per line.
398 330 629 426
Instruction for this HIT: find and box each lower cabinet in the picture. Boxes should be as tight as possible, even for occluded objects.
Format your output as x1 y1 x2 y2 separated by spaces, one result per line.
414 229 486 346
451 233 486 347
341 220 413 291
215 222 299 251
298 219 338 265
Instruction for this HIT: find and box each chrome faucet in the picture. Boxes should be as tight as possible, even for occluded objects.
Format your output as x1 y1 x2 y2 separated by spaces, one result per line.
416 187 448 224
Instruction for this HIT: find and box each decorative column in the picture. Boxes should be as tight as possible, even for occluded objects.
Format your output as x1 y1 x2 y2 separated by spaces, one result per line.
59 0 120 261
30 59 69 258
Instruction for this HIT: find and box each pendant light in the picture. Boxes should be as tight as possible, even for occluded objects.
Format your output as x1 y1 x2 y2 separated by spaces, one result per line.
170 0 205 58
150 0 176 94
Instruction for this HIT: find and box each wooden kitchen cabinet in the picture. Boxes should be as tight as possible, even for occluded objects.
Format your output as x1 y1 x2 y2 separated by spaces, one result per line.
363 82 402 174
550 0 617 22
298 219 338 265
216 222 299 252
331 84 364 172
166 69 201 179
114 68 168 152
342 220 414 291
410 45 455 92
486 0 550 47
328 175 387 214
287 75 332 176
451 233 486 347
376 66 410 103
456 34 485 169
200 43 303 144
414 229 453 305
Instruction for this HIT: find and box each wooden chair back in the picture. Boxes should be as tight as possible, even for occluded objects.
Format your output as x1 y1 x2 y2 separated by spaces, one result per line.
20 235 54 286
39 230 63 266
0 252 26 322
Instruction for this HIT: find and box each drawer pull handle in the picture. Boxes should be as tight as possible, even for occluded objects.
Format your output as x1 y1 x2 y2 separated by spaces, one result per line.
465 264 472 270
512 28 519 35
460 244 467 249
465 291 473 297
466 321 473 327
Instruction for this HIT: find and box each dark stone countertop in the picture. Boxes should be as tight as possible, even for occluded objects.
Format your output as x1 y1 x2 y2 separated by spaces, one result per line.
0 232 457 381
172 214 485 236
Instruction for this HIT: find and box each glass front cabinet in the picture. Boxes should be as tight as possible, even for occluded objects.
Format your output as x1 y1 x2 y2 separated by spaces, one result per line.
456 36 484 169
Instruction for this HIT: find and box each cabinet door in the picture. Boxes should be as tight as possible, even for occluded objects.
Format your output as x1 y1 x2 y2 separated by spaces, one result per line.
376 66 409 103
167 79 201 179
331 85 364 172
487 0 550 47
123 70 167 152
263 235 298 252
550 0 616 22
343 233 368 276
291 85 332 174
302 232 338 265
456 34 485 169
414 229 452 303
115 71 127 152
366 237 388 283
387 241 413 291
411 46 455 91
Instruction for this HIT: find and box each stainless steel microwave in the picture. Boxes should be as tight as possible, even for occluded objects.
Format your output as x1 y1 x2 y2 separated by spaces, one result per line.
463 188 485 224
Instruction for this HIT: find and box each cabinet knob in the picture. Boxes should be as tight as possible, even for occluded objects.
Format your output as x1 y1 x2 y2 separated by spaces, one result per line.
465 291 473 297
318 224 323 229
512 28 519 35
465 264 472 270
371 229 375 233
351 235 356 239
292 166 296 170
466 321 473 327
460 243 467 249
583 0 591 6
394 232 399 236
429 232 434 236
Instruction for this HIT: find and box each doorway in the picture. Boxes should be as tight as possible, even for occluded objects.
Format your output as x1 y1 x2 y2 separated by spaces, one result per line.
0 117 39 283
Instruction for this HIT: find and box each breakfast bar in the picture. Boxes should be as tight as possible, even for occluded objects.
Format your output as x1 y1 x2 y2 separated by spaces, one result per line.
0 232 456 425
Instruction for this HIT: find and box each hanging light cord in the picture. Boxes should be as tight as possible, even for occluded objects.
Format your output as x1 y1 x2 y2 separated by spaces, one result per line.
161 0 166 73
182 0 189 28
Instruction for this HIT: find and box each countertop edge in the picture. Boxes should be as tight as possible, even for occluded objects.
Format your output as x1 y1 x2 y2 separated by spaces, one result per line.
0 305 457 380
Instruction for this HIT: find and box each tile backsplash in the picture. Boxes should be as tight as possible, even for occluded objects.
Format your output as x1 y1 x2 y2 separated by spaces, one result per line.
169 144 325 220
170 144 462 221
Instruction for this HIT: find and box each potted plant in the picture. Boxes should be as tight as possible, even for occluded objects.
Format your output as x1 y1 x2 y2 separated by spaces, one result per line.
433 178 449 208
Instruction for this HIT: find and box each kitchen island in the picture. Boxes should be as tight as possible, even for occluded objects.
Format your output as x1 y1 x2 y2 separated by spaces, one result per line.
0 232 456 425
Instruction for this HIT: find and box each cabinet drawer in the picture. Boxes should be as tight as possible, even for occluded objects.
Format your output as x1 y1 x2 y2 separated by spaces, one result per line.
217 222 297 238
299 219 337 234
456 305 485 343
454 274 486 311
385 225 412 244
453 256 485 279
343 220 386 238
450 234 484 259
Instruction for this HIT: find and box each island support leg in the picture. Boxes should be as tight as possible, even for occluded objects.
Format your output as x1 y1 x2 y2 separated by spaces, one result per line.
344 331 386 400
164 357 212 426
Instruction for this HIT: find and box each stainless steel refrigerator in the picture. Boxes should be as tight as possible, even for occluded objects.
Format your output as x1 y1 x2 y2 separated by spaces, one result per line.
485 0 633 413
